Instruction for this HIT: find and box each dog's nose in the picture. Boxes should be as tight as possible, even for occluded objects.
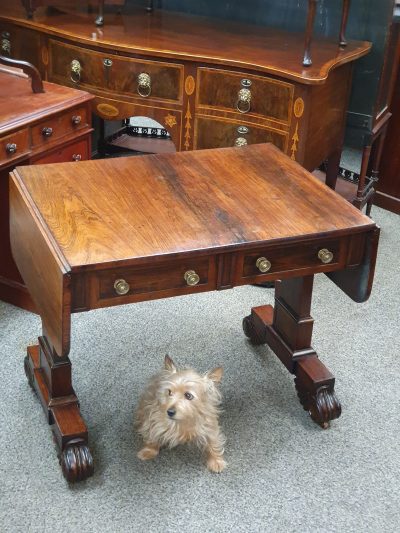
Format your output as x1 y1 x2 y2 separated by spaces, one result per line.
167 409 176 418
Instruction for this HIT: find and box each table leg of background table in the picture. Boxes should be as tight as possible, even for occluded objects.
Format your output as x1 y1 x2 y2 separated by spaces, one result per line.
24 336 94 482
243 275 341 428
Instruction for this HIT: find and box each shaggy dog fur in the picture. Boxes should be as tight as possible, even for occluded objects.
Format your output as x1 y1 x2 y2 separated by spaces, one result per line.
135 355 226 473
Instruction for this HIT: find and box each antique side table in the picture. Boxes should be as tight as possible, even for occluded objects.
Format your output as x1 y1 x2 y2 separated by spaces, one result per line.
10 143 379 482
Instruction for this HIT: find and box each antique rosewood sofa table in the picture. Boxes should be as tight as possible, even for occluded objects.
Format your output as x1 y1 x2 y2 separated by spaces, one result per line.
10 143 379 482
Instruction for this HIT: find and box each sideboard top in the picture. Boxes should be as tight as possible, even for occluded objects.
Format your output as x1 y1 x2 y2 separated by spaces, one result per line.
0 4 371 84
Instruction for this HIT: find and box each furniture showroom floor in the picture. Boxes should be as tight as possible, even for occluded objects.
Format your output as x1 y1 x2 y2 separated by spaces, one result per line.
0 205 398 533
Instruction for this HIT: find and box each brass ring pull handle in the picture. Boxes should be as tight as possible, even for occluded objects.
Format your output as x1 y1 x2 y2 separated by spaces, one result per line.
236 88 251 114
114 279 130 295
184 270 200 287
42 127 53 138
6 142 17 155
256 257 272 273
71 115 82 126
137 72 151 97
318 248 334 264
71 59 82 84
234 137 248 147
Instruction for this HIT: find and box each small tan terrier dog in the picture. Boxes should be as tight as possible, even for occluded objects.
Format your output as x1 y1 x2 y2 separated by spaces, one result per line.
135 355 226 473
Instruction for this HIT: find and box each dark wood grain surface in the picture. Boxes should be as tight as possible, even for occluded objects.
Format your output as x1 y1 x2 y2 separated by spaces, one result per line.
0 3 371 84
14 143 375 271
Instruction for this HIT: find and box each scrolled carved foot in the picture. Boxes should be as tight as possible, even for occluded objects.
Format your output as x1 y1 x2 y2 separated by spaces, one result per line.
295 378 342 428
242 315 265 345
24 355 35 391
60 439 94 482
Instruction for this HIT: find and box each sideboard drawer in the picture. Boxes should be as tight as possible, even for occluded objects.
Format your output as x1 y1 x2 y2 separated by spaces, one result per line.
0 128 29 166
237 239 345 283
92 257 216 307
197 68 294 125
31 106 89 149
32 137 90 164
194 117 288 151
49 40 183 103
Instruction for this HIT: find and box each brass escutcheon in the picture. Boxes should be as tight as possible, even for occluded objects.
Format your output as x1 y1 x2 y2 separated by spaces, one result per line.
137 72 151 97
256 257 272 273
114 279 130 295
184 270 200 287
236 88 251 114
234 137 248 147
318 248 334 264
70 59 82 84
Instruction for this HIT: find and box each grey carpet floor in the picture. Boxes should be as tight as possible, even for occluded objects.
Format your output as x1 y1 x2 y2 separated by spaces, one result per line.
0 206 399 533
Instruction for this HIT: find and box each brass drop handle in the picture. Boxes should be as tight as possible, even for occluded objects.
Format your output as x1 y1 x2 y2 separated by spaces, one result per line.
234 137 248 147
236 88 251 114
114 279 130 295
72 154 82 162
137 72 151 97
184 270 200 287
71 59 82 84
71 115 82 126
318 248 334 264
42 127 53 138
6 142 17 154
256 257 272 273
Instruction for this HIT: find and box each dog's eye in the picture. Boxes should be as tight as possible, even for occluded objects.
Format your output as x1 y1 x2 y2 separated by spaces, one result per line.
184 392 194 400
168 389 173 396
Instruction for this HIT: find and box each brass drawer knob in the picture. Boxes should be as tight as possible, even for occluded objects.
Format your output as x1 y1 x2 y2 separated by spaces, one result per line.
256 257 272 273
42 127 53 138
137 72 151 97
72 154 82 161
114 279 130 295
184 270 200 287
318 248 334 264
72 115 82 126
1 37 11 55
71 59 82 84
234 137 248 147
236 88 251 113
6 142 17 155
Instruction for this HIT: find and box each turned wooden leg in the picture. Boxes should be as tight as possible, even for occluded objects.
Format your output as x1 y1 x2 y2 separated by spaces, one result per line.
24 336 94 482
339 0 350 47
243 276 341 428
325 148 342 190
303 0 317 66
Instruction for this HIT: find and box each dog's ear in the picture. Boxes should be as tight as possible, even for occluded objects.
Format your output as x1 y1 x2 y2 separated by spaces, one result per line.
164 355 177 373
205 367 223 384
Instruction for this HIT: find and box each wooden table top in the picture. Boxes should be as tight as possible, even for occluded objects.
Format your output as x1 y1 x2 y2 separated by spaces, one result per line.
13 144 375 271
0 4 371 84
0 69 93 135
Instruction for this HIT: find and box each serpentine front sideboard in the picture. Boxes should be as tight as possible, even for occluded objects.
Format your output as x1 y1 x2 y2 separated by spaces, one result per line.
0 3 370 187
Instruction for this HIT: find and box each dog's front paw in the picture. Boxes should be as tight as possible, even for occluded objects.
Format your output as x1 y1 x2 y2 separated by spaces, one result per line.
137 445 159 461
207 455 227 473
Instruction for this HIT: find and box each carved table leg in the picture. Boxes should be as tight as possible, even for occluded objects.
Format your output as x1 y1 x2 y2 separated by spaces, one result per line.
243 276 341 427
24 336 94 482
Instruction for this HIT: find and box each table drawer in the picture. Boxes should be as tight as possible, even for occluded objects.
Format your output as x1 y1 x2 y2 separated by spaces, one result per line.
0 128 29 166
237 239 345 283
196 68 294 125
194 116 288 151
49 40 183 103
32 137 90 164
92 257 216 307
31 106 89 149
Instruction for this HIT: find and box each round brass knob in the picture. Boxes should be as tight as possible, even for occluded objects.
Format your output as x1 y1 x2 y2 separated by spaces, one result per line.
114 279 130 295
234 137 248 147
72 115 82 126
6 142 17 155
137 72 151 97
256 257 272 273
71 59 82 84
184 270 200 287
236 88 251 113
318 249 334 264
42 127 53 138
72 154 82 162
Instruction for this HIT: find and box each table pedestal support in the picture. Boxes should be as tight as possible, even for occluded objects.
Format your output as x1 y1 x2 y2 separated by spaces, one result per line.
243 275 341 428
24 337 94 482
